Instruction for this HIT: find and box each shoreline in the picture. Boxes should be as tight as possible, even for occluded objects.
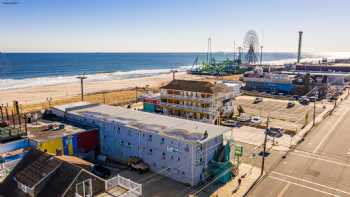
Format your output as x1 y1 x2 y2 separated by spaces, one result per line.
0 71 207 107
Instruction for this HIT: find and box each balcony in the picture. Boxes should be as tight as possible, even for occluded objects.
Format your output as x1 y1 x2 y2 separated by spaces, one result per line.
160 94 212 103
160 102 215 113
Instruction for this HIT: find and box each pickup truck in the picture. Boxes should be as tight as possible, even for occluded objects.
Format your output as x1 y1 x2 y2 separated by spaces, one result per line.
128 156 150 174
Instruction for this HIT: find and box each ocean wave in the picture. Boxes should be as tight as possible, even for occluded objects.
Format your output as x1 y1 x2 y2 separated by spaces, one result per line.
0 67 189 91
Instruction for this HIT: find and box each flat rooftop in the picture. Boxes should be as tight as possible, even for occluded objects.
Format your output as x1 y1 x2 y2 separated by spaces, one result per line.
27 116 96 143
54 102 230 143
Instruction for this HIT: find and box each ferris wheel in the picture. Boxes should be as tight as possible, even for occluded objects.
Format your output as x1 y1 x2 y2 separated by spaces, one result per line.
243 30 260 64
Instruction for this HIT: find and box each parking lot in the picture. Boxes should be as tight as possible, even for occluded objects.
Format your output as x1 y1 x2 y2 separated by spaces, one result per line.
235 96 328 133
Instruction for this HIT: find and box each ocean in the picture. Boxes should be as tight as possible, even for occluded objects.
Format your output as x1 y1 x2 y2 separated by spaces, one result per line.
0 52 348 90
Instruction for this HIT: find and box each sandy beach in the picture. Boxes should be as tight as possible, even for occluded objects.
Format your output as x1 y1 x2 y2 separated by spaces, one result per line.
0 72 206 106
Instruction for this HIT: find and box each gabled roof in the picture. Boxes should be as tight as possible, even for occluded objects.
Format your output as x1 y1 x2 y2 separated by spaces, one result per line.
15 153 62 188
0 150 84 197
160 80 231 94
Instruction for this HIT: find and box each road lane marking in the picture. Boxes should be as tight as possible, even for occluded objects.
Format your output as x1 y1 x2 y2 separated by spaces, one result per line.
291 150 350 168
276 183 290 197
269 176 340 197
272 171 350 195
313 107 350 154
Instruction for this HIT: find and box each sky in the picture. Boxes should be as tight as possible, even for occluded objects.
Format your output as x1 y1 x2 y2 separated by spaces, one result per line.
0 0 349 53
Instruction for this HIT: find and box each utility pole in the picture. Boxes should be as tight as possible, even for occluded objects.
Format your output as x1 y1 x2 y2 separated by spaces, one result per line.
171 70 177 80
102 92 106 104
5 104 9 122
261 116 269 176
0 105 3 120
135 86 138 102
77 74 87 101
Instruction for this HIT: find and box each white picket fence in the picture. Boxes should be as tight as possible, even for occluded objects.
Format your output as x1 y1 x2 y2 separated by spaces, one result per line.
106 175 142 196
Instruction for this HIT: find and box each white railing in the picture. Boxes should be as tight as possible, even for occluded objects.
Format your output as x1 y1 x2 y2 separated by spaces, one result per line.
105 175 142 196
160 102 214 113
161 94 212 103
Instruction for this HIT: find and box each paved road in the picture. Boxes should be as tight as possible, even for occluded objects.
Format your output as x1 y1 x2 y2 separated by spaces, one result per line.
248 98 350 197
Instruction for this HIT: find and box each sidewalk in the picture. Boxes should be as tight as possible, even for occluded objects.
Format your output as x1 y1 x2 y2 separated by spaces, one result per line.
290 91 349 147
209 163 261 197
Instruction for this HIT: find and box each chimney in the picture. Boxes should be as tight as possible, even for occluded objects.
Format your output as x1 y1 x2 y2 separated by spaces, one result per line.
297 31 303 63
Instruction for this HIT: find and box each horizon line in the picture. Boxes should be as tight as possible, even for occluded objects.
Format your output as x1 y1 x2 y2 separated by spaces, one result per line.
2 51 349 54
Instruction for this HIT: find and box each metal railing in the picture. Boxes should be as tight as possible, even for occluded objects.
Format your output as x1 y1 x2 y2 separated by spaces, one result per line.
160 94 212 103
160 102 214 113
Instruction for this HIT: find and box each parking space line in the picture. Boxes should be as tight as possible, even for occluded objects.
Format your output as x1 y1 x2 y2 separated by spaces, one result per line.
269 176 340 197
276 183 290 197
272 171 350 195
313 107 350 153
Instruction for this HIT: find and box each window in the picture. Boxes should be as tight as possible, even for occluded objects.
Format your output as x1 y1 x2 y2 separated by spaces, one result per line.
148 135 152 141
127 142 131 148
161 138 165 144
128 130 132 136
185 145 190 152
177 157 181 161
120 140 124 146
75 179 92 197
149 149 153 155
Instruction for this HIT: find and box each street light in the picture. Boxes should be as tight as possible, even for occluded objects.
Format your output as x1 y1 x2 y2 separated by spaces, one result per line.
77 74 87 101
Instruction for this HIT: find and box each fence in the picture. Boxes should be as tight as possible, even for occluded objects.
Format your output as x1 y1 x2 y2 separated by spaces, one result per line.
105 175 142 196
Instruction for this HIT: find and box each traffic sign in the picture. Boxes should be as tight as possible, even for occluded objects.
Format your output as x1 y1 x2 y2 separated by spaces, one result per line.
234 145 243 157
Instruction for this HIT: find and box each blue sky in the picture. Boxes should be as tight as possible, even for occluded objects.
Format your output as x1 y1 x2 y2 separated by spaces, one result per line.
0 0 349 52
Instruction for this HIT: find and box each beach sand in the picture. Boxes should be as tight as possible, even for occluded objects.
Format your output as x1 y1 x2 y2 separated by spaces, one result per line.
0 72 214 112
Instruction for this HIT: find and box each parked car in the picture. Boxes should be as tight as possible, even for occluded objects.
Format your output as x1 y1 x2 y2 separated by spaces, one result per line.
299 97 310 105
266 127 284 138
238 113 251 122
287 101 295 108
92 164 111 179
222 119 240 127
251 116 262 124
292 95 300 100
128 156 149 174
309 96 317 102
253 97 263 104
